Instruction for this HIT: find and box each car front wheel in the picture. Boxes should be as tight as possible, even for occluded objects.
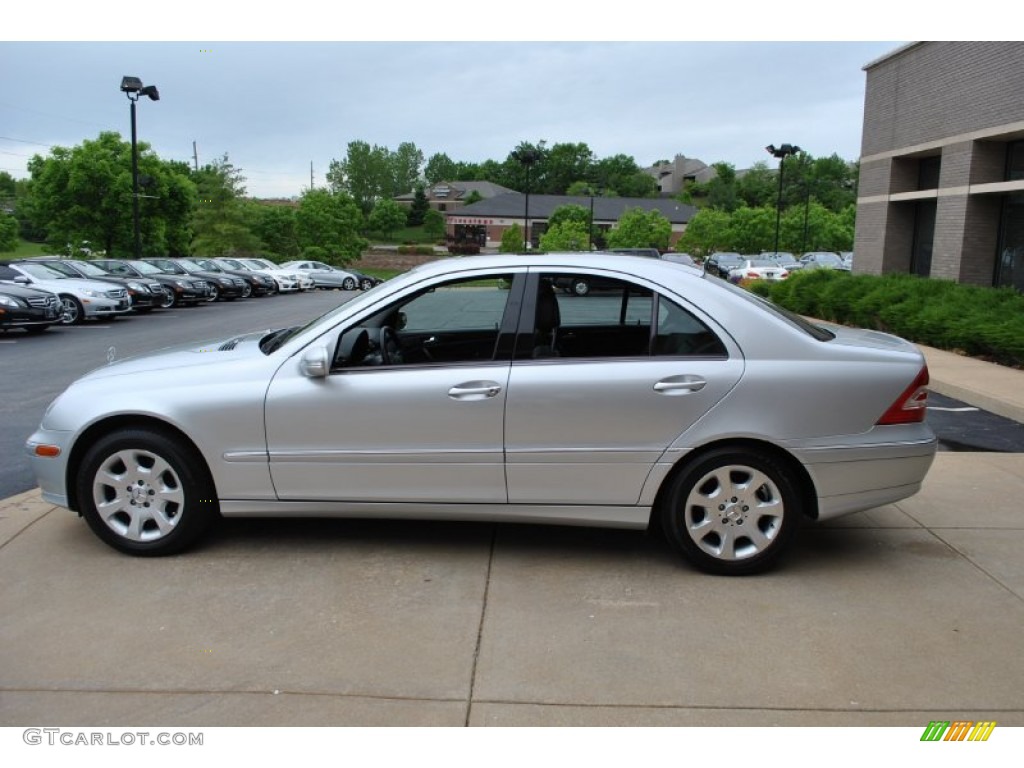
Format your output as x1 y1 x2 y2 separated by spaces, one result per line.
660 448 800 575
76 428 218 556
343 277 356 291
59 295 84 325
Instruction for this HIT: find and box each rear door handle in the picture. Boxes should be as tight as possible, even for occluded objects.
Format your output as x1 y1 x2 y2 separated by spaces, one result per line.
653 375 706 395
448 380 502 400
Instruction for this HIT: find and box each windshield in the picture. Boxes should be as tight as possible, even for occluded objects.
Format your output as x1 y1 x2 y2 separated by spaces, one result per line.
17 263 65 280
193 259 222 272
705 275 835 341
244 259 275 270
217 258 245 270
74 261 110 277
130 261 165 275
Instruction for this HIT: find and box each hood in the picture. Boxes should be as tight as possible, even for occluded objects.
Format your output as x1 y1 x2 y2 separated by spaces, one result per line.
81 329 274 380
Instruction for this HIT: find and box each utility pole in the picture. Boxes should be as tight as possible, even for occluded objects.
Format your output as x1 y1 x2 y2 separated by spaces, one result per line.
310 161 314 190
192 141 199 172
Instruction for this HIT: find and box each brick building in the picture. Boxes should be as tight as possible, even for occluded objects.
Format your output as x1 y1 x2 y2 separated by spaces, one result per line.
446 193 697 249
854 42 1024 289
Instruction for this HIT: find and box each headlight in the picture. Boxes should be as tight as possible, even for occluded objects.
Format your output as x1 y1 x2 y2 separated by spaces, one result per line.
175 280 188 288
127 281 145 291
82 290 101 298
0 294 23 308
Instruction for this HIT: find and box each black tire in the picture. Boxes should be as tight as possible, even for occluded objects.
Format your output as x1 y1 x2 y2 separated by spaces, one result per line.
360 278 374 291
76 428 218 556
660 447 800 575
160 290 175 309
571 278 590 297
343 277 356 291
241 283 252 298
206 285 220 302
59 295 84 325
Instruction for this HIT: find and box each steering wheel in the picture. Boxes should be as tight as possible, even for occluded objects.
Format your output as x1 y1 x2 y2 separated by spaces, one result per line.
379 326 403 365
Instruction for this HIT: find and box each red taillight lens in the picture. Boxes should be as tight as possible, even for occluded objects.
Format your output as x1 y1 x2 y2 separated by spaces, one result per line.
877 366 930 425
747 271 758 278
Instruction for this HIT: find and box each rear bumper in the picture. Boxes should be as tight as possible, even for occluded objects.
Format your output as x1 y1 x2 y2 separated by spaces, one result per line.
791 428 938 520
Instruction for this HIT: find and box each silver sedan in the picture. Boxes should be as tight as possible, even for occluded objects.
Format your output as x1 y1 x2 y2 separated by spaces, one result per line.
280 260 359 290
26 253 936 574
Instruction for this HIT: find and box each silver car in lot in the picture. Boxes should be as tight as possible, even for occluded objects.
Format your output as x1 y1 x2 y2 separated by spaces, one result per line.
26 254 936 574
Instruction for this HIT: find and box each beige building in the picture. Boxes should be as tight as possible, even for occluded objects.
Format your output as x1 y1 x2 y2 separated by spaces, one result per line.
854 42 1024 289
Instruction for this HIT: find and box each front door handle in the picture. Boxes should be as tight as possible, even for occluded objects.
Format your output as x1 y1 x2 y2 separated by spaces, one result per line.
653 375 706 395
448 380 502 400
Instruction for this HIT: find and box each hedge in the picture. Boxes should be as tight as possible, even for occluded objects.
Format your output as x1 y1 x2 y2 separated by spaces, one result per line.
750 270 1024 368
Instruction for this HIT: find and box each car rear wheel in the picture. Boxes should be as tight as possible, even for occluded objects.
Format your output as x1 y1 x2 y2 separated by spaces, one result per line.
59 295 84 325
660 448 800 575
360 278 374 291
77 428 218 556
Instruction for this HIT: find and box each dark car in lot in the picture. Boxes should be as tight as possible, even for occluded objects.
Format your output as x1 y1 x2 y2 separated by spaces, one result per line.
189 257 276 297
19 258 166 312
92 259 210 307
0 275 63 333
144 258 248 302
705 252 745 279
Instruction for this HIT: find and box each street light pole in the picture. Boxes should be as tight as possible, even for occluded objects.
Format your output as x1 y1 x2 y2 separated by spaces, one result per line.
121 76 159 260
765 143 801 254
512 147 541 252
129 98 140 260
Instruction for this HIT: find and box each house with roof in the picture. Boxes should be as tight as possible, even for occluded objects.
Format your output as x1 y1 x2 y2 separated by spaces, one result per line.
395 180 515 215
646 155 717 195
446 193 697 249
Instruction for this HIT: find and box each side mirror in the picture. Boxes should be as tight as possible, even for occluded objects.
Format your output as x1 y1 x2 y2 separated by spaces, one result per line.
300 346 329 378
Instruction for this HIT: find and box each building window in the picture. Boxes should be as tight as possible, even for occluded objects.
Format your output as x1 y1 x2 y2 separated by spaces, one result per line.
911 201 937 277
1007 141 1024 181
995 193 1024 290
918 156 941 190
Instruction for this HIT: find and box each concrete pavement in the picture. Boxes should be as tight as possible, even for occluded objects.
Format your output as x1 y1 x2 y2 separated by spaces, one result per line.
1 345 1022 726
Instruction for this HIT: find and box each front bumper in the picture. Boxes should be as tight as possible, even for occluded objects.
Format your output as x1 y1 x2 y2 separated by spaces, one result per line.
25 427 74 510
83 297 132 318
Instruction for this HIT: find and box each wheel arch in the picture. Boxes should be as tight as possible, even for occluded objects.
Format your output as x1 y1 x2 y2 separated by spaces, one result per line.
65 415 218 514
650 438 819 526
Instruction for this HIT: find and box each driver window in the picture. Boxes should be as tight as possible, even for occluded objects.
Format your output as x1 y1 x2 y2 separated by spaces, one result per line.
333 274 516 370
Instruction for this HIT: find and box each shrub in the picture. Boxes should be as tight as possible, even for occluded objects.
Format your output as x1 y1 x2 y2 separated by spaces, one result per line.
761 271 1024 367
447 243 480 256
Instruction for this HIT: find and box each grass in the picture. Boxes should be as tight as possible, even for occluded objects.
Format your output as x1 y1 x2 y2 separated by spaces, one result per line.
365 225 440 246
0 239 52 258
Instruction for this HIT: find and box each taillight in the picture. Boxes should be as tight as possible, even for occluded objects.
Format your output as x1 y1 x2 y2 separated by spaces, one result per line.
877 366 929 425
747 271 758 278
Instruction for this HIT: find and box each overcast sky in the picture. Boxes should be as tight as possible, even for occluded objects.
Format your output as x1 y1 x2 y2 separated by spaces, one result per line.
5 2 970 200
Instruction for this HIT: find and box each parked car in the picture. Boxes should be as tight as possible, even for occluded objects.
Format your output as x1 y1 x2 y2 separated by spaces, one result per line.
799 252 851 271
27 253 936 575
280 260 360 290
661 252 697 267
246 258 314 291
348 270 384 291
217 258 306 293
704 252 745 279
144 258 248 302
92 259 209 307
190 258 277 297
608 247 661 259
759 251 802 271
0 279 62 333
840 252 854 268
19 258 166 312
727 258 791 283
0 261 132 324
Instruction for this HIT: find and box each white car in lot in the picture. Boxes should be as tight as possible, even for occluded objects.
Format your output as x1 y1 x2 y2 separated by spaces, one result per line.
246 258 314 291
216 258 301 293
727 258 790 284
2 261 132 324
280 260 359 290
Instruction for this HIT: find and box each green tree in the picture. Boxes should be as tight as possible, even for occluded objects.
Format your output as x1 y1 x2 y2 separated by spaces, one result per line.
736 162 778 209
0 212 18 252
547 203 591 230
244 202 299 260
424 152 458 185
591 154 657 198
606 208 671 250
463 190 483 206
407 184 429 226
675 208 733 257
23 131 196 257
368 198 407 239
191 154 262 256
295 188 367 264
539 220 590 252
327 140 390 215
540 142 595 194
389 142 424 198
727 206 776 254
422 208 446 240
500 223 524 253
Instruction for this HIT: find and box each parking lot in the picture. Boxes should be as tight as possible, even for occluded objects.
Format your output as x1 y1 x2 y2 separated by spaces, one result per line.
2 287 1023 728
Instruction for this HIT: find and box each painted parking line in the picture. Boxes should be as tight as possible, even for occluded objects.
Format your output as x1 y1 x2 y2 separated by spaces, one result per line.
929 406 981 413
